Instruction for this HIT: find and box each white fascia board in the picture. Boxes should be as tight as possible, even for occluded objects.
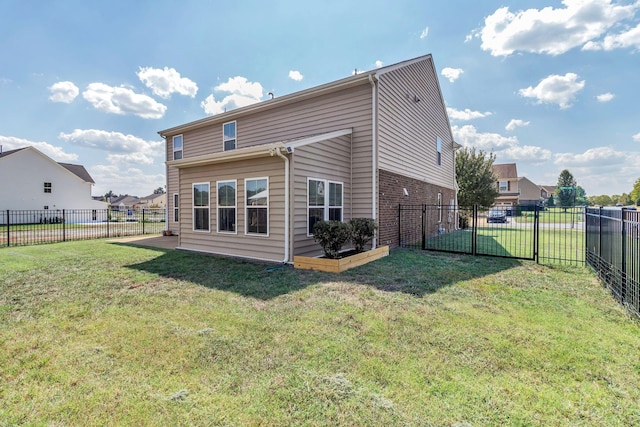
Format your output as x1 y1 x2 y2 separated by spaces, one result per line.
166 143 286 169
283 128 353 151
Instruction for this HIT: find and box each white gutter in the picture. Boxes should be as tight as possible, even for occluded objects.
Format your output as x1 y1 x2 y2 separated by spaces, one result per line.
369 73 378 249
270 147 290 263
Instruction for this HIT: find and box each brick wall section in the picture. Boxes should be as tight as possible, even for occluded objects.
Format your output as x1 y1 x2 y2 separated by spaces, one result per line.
378 169 456 248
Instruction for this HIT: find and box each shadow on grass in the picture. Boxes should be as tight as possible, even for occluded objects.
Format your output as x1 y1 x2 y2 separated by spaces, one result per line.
119 242 522 300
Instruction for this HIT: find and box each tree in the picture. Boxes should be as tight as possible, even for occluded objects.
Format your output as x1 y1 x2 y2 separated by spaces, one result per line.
630 177 640 205
555 169 577 210
153 186 166 194
575 186 588 206
547 194 555 207
588 194 613 206
455 147 499 207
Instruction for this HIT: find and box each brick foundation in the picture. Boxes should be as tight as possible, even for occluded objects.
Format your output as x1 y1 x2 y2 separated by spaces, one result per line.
378 169 456 248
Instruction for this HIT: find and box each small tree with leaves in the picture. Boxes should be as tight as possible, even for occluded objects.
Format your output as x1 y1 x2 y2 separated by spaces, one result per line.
556 169 577 211
631 177 640 206
455 147 499 208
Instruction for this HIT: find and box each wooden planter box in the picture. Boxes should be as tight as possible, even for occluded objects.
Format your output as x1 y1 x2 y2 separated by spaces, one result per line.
294 246 389 273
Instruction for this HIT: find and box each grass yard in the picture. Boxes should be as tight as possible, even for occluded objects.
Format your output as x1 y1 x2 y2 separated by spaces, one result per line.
1 240 639 425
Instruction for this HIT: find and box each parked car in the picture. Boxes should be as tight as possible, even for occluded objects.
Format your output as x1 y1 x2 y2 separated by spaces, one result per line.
487 208 507 223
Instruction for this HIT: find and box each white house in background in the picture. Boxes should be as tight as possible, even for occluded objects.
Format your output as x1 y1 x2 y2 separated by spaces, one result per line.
0 146 108 223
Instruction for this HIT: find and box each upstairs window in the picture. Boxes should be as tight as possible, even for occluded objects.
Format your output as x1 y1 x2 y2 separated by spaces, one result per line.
499 181 509 192
246 178 268 235
217 180 237 233
223 121 236 151
173 135 183 160
436 137 442 166
44 182 52 193
308 178 343 235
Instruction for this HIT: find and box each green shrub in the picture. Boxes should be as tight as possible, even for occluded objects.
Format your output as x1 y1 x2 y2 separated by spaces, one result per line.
313 220 352 259
349 218 377 253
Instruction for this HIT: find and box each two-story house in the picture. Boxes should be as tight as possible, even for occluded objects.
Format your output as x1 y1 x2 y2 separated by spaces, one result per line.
493 163 520 208
159 54 458 263
0 146 108 223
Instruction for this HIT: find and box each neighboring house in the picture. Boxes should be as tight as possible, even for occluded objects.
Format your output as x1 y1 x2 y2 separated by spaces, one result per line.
159 54 458 263
540 185 557 205
139 193 166 208
518 176 544 208
0 146 108 223
109 195 142 212
493 163 519 207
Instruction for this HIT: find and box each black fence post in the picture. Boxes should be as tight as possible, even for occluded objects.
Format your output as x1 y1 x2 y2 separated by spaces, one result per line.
107 208 110 238
421 205 426 250
62 209 66 242
598 207 602 261
621 208 627 303
397 204 401 248
142 209 146 235
534 205 539 264
6 210 9 247
472 204 478 256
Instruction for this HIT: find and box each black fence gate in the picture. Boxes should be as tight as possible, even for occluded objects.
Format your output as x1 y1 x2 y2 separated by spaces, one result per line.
399 204 585 265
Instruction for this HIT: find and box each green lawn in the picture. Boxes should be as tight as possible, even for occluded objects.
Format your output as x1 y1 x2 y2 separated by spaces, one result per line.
1 241 639 425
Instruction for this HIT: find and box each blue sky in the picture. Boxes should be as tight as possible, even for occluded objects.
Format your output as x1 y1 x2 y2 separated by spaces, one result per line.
1 0 639 197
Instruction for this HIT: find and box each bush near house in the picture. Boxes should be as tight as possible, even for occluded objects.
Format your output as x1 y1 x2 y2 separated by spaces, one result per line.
313 220 352 259
349 217 377 253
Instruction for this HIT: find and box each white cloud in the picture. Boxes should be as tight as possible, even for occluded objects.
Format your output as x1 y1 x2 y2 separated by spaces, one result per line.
200 76 264 115
583 22 640 51
48 81 79 103
441 67 464 83
452 124 551 163
82 83 167 119
447 107 492 121
90 163 165 197
505 119 531 131
375 60 384 68
420 26 429 39
596 92 615 102
58 129 163 164
518 73 585 109
476 0 638 56
633 132 640 142
0 135 78 161
136 66 198 99
552 146 640 194
288 70 304 81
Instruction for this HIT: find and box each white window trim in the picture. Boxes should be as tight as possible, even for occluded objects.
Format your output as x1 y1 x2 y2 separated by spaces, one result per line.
499 181 508 192
173 193 179 222
216 179 237 234
245 177 269 237
44 182 52 193
173 135 183 160
437 192 443 223
436 136 442 166
192 182 210 232
307 177 344 237
222 120 236 151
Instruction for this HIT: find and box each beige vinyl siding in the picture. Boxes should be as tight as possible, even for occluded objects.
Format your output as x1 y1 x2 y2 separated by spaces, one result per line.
177 156 286 262
377 57 456 191
166 166 179 234
292 135 352 257
165 83 373 221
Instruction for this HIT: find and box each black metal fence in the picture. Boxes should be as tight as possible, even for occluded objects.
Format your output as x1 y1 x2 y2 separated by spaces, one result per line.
586 207 640 316
0 208 167 247
399 204 585 265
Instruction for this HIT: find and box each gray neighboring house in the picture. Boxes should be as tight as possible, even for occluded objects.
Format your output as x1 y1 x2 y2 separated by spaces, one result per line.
159 54 458 263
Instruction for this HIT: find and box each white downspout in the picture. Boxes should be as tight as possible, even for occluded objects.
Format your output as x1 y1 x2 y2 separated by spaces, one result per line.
369 73 378 249
271 147 290 263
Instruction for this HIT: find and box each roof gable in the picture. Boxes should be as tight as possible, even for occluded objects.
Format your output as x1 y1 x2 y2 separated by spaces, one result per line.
159 54 434 137
0 146 95 184
493 163 518 179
